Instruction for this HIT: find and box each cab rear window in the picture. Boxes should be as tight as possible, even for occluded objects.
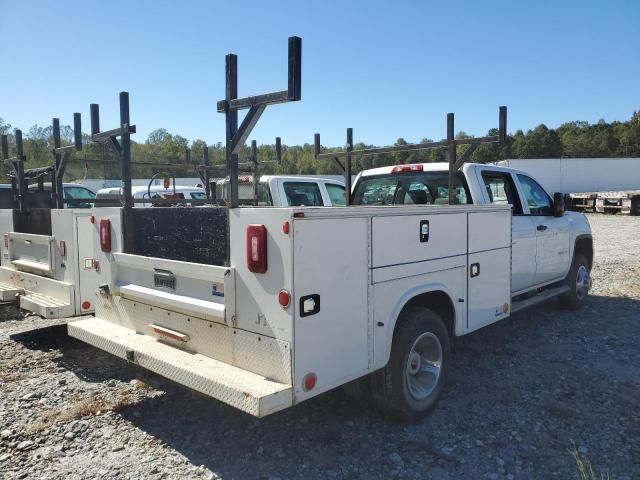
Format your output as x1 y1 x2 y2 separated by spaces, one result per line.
352 171 470 205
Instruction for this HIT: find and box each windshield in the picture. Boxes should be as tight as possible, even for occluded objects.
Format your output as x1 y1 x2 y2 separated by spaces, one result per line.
352 171 470 205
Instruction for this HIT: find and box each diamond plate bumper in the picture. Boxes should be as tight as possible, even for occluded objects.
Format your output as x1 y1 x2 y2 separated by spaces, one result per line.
68 317 293 417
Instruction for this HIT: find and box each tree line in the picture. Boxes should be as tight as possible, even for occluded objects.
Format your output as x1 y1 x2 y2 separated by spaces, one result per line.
1 111 639 181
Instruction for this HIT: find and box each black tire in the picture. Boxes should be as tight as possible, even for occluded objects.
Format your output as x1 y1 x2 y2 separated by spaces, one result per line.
559 253 591 310
371 307 450 422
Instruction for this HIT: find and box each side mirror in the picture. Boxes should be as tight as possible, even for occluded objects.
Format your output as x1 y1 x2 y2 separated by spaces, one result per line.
553 192 565 217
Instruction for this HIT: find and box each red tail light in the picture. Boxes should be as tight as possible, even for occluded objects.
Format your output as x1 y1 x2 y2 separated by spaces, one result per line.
59 240 66 257
99 219 112 252
391 164 424 173
302 373 317 392
246 224 267 273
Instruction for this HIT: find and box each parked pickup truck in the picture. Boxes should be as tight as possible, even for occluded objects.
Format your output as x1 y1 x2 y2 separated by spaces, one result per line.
68 163 592 421
213 175 346 206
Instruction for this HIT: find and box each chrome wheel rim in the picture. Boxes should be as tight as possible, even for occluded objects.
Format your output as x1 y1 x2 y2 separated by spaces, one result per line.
576 265 591 300
405 332 442 401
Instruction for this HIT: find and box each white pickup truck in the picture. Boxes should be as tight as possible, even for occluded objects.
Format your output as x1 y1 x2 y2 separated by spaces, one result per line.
67 162 592 421
214 175 346 206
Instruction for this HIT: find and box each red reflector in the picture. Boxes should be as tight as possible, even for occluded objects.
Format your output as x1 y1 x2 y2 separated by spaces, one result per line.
90 215 95 224
99 219 111 252
246 224 267 273
302 373 317 392
59 240 66 257
81 301 91 311
282 221 290 234
391 164 424 174
278 289 290 308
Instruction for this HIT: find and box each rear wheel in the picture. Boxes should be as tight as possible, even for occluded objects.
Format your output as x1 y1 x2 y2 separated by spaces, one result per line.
371 307 450 422
559 253 591 310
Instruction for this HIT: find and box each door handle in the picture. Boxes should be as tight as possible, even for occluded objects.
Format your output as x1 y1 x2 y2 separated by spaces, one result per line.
536 225 548 231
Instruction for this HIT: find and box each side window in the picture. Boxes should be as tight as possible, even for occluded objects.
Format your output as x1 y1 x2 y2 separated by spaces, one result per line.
64 186 95 199
325 183 346 206
517 174 552 216
283 182 324 206
481 172 522 214
256 183 273 206
63 186 95 208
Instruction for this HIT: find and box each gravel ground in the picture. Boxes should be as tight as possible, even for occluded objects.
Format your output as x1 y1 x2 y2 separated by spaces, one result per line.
1 214 638 480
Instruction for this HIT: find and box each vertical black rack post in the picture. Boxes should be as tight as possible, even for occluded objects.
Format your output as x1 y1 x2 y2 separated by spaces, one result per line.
51 113 82 208
89 92 136 251
314 107 507 205
1 129 27 212
217 36 302 208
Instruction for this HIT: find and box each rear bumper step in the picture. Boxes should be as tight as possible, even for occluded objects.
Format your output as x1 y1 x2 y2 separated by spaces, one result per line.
68 317 293 417
0 282 24 302
20 293 73 319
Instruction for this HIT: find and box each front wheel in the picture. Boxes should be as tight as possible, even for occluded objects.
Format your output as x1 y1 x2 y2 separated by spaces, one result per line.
371 307 450 422
559 253 592 310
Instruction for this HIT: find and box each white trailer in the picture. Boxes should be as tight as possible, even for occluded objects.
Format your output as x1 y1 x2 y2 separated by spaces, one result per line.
0 209 103 317
497 158 640 214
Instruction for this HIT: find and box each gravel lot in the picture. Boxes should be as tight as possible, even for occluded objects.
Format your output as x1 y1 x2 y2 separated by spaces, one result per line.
1 214 639 480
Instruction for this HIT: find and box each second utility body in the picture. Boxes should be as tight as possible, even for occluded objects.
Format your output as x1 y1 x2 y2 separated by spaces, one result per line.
68 162 592 420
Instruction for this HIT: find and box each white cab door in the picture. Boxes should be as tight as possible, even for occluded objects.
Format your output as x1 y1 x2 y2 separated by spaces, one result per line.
475 168 537 293
515 174 571 285
511 216 538 293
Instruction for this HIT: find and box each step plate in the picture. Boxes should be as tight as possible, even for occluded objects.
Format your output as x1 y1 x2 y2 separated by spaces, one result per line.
68 317 293 417
20 293 73 319
0 282 23 302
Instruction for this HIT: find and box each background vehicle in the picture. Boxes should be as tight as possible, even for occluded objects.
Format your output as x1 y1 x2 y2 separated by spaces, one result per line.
0 182 96 209
213 175 346 206
95 185 206 207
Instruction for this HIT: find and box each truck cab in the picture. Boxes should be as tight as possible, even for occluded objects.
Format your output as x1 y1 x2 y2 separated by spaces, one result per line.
352 162 593 304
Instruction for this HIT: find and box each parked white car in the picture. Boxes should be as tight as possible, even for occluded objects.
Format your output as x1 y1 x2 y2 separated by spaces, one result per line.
213 175 346 206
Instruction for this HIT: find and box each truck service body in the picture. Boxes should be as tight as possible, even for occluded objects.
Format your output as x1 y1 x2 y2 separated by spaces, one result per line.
0 174 344 319
68 162 593 420
0 208 100 317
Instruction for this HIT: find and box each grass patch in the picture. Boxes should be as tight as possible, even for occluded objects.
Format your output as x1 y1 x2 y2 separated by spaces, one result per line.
28 381 150 433
569 443 609 480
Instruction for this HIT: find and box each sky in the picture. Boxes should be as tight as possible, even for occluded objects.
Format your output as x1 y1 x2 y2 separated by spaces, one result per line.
1 0 639 148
